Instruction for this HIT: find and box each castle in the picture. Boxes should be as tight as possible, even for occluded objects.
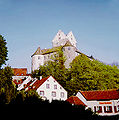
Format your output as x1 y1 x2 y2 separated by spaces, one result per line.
31 30 81 71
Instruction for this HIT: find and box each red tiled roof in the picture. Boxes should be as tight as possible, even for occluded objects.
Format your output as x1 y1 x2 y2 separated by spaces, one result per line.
23 80 33 90
13 79 23 85
31 76 50 90
12 68 27 76
66 96 86 106
80 89 119 101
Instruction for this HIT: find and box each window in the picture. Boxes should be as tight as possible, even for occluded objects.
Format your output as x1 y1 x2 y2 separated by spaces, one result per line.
104 106 112 113
46 84 50 89
60 92 64 98
94 106 102 113
63 48 65 52
54 85 57 89
38 56 40 59
52 91 56 97
44 56 46 60
40 91 44 96
68 47 70 50
48 55 50 59
117 105 119 111
106 106 110 111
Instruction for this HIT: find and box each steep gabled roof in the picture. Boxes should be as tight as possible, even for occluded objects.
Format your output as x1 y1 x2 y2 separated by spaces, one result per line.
31 47 42 56
80 89 119 101
31 76 50 90
66 96 86 106
32 46 62 56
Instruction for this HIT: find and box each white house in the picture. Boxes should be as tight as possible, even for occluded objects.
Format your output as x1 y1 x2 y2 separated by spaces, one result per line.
67 89 119 116
23 76 67 102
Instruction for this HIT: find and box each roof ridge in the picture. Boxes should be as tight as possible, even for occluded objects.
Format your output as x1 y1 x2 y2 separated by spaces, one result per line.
80 89 118 92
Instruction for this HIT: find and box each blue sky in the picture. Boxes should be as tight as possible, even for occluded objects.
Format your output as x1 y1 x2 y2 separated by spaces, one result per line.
0 0 119 72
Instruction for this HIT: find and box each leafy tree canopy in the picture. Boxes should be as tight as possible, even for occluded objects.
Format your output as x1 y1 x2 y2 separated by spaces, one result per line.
32 49 67 87
0 35 8 68
32 51 119 96
66 54 119 95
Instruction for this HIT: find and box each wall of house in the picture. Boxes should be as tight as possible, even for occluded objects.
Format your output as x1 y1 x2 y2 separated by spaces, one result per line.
87 100 119 116
76 92 119 116
36 76 67 102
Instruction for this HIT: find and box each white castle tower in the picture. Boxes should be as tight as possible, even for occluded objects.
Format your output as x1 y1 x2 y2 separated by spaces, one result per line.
31 30 80 71
52 30 77 47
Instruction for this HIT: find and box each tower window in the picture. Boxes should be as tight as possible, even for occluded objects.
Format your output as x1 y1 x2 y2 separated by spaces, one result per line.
68 47 70 50
38 56 40 59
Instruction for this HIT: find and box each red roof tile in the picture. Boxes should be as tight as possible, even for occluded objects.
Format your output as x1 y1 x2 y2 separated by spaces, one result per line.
13 79 23 85
80 89 119 101
31 76 50 90
12 68 27 76
66 96 86 106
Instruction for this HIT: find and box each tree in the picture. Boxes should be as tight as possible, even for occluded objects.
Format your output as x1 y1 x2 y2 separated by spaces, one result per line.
32 48 67 87
0 35 8 68
0 66 16 103
66 54 119 96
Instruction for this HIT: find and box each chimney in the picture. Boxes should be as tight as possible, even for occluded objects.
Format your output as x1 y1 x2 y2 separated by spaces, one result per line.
40 76 42 80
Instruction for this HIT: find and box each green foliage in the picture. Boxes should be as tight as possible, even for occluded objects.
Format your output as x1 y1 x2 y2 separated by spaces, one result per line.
66 54 119 95
32 52 119 96
0 66 16 103
0 35 8 68
32 48 67 87
10 90 41 104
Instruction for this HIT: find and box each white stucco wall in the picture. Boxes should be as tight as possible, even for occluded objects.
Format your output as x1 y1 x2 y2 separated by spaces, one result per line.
32 55 44 71
36 76 67 102
52 30 77 48
76 91 119 116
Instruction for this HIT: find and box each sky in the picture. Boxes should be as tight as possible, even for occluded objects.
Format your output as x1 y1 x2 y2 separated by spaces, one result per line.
0 0 119 73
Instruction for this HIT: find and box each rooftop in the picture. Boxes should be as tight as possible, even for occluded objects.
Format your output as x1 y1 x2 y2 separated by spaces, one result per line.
80 89 119 101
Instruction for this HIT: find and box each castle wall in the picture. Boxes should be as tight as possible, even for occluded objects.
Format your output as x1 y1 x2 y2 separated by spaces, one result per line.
32 55 44 71
63 46 79 68
32 30 79 71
